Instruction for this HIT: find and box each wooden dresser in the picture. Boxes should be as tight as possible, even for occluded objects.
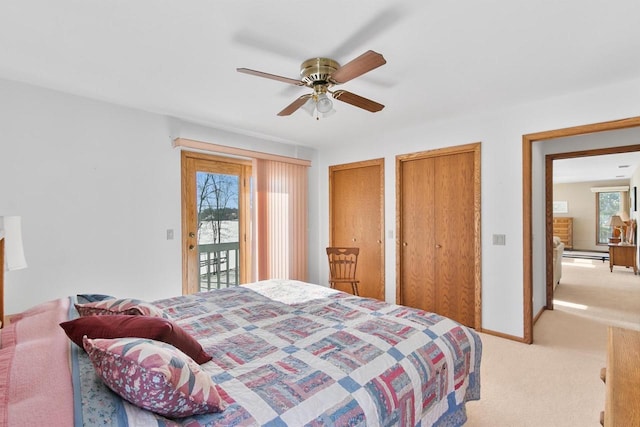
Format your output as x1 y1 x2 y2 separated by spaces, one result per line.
608 244 638 274
552 217 573 249
600 327 640 426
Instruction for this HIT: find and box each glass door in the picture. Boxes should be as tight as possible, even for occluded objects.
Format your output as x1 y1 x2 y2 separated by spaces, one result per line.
181 151 251 294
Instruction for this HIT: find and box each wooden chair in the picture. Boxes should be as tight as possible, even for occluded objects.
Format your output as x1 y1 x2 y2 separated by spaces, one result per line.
326 247 360 296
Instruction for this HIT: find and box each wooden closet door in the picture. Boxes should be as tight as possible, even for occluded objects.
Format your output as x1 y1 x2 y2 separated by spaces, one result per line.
329 159 384 300
434 152 476 327
398 144 480 329
399 157 436 312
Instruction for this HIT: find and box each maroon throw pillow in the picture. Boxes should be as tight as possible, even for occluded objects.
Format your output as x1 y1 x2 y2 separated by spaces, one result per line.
60 315 212 364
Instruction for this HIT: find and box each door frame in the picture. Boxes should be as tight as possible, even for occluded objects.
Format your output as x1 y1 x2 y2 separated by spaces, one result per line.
522 115 640 344
396 142 482 330
181 150 252 295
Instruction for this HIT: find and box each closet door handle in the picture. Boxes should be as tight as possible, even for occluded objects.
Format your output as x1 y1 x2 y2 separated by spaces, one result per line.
403 242 408 246
435 244 442 249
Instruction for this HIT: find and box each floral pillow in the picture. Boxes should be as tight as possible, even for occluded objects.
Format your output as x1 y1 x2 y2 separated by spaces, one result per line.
83 337 224 418
60 315 212 364
75 298 167 318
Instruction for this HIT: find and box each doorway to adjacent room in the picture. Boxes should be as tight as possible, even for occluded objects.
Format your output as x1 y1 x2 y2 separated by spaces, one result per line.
523 116 640 344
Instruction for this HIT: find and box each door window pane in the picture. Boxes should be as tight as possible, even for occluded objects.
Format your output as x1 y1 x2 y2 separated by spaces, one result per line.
197 172 240 290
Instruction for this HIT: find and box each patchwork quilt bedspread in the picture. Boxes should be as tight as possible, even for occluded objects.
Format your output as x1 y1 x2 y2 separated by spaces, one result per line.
73 280 482 426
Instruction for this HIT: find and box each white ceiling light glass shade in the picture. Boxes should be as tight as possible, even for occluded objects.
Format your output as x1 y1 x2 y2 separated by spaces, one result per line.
315 93 333 113
299 91 336 119
301 97 316 116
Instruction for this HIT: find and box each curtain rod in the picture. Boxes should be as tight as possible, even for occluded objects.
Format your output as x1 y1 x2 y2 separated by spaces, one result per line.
173 138 311 167
590 186 629 192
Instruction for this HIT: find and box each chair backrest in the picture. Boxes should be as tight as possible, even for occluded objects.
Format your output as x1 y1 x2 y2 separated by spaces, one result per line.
326 247 359 281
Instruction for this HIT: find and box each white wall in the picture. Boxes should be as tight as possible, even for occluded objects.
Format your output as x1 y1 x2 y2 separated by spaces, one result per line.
0 78 316 314
3 74 640 339
317 76 640 338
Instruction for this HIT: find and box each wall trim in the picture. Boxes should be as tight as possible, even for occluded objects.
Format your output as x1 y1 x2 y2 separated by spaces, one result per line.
480 328 528 343
173 138 311 167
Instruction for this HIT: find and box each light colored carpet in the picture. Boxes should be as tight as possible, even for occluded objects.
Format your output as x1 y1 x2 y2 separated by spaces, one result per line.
464 258 640 426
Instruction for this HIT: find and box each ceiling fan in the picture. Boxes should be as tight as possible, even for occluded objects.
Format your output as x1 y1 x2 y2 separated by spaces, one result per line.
237 50 386 119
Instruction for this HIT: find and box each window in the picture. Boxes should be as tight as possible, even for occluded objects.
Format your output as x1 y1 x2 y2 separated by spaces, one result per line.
596 191 622 244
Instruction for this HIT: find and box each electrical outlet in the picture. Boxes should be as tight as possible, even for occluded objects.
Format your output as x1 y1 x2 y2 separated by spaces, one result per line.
493 234 506 245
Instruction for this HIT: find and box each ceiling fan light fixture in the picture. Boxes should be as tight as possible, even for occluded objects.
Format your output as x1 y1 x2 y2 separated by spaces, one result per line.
316 93 333 113
238 50 386 117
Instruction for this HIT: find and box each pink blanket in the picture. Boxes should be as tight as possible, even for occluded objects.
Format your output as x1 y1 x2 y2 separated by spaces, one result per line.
0 298 74 426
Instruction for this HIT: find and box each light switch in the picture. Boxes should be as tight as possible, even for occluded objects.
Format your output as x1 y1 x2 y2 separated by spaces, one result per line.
166 229 174 240
493 234 506 245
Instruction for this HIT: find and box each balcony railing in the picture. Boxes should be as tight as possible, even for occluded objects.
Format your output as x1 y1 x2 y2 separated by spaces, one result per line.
199 242 239 291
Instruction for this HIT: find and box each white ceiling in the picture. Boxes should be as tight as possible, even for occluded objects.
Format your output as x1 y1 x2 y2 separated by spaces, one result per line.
1 0 640 150
554 152 640 184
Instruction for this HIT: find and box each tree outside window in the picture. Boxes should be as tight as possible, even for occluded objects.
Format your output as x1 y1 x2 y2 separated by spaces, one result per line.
196 173 239 244
597 191 622 244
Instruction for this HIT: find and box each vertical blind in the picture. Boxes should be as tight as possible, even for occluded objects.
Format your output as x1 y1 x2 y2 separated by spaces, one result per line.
254 159 308 282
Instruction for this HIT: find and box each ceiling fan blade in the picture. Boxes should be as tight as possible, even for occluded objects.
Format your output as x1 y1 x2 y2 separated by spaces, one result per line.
233 33 308 61
331 50 387 84
333 90 384 112
330 5 406 59
278 94 313 116
237 68 304 86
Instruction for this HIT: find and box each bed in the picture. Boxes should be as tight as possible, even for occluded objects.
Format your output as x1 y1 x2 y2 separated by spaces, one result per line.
0 279 481 426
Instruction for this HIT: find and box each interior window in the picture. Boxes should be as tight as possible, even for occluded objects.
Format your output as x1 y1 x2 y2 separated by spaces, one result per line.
596 191 622 244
